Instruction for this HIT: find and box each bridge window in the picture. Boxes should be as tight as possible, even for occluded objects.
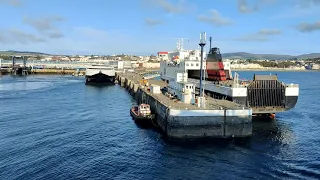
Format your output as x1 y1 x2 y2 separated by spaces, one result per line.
186 63 189 66
191 63 194 66
196 63 199 66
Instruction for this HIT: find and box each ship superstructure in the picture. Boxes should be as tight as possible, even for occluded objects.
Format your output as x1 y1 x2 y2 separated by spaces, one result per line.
159 38 299 116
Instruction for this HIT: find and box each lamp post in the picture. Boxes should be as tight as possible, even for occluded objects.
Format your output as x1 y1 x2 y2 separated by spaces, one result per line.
199 32 206 98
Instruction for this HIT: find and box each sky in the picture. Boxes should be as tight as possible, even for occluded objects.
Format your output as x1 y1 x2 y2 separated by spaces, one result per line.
0 0 319 55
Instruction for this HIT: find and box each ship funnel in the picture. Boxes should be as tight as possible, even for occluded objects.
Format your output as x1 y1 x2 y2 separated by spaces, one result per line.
208 47 222 62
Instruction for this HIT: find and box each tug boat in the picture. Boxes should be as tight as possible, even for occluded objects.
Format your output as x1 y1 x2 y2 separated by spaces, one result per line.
130 104 155 126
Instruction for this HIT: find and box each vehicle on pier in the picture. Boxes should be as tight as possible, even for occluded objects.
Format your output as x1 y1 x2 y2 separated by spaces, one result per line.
159 38 299 117
85 64 115 85
130 104 155 126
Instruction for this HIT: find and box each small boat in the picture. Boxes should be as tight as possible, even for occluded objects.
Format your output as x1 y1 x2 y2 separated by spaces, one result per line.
130 104 155 126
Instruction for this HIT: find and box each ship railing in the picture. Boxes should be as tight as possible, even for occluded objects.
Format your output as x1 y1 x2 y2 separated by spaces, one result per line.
286 83 299 87
142 85 245 110
188 78 248 88
156 98 247 110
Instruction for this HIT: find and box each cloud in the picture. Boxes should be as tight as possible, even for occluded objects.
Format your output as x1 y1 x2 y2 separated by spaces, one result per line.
310 0 320 4
51 27 136 54
234 34 268 42
198 10 233 26
23 16 64 31
298 0 320 8
296 21 320 32
0 29 45 44
0 26 136 55
0 15 64 45
237 0 277 13
155 0 181 13
237 0 257 13
145 18 162 26
257 29 282 35
23 16 64 39
0 0 22 6
47 31 64 39
234 29 282 42
270 5 320 19
144 0 190 14
73 27 109 40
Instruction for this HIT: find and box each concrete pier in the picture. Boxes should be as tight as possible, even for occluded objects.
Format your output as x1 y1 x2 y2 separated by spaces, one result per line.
116 71 253 139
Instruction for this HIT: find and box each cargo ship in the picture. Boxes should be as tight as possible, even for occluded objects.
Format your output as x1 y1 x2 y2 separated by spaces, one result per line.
85 64 115 85
159 38 299 117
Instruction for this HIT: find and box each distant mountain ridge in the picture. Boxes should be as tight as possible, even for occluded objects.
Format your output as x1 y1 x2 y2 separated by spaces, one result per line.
221 52 320 60
1 50 319 60
0 50 49 55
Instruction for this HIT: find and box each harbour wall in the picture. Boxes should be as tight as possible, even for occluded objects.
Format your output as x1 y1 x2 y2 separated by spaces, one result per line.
0 68 86 75
116 72 252 139
31 69 85 75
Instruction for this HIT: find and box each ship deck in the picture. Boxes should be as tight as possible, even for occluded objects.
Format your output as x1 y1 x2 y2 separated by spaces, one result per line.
188 78 250 88
119 72 246 110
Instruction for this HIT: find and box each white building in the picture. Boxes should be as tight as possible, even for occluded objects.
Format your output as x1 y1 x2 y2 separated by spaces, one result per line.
311 64 319 70
117 61 124 69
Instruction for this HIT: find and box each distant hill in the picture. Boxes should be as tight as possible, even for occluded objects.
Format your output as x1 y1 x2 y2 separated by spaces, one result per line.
0 50 49 56
295 53 320 59
222 52 320 60
1 50 319 60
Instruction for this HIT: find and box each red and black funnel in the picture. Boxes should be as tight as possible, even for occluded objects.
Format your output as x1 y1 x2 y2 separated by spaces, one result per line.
206 47 229 81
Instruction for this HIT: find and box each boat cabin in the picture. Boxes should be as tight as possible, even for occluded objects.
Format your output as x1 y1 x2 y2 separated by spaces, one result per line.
167 72 196 104
135 104 151 116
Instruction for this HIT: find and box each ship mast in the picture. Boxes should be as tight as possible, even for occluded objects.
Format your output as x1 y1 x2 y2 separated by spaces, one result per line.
174 38 189 51
199 32 206 99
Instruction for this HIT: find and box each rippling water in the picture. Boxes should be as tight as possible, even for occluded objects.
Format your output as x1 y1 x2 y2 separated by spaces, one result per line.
0 72 319 180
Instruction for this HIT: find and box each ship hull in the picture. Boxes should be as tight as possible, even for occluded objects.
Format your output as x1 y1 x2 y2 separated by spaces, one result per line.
85 72 115 85
201 89 298 114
